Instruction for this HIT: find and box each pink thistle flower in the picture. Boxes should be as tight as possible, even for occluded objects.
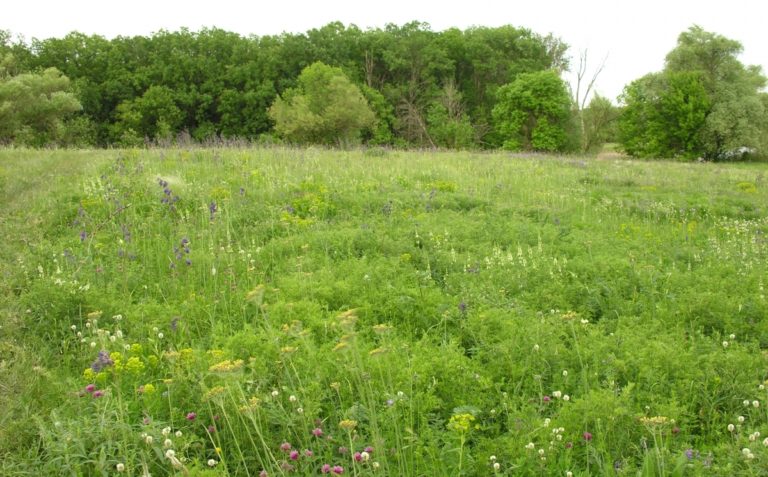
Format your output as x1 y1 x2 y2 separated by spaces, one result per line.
321 464 331 474
289 450 299 461
364 446 374 453
85 384 96 393
332 465 344 474
338 446 348 455
583 432 593 441
542 395 551 402
304 449 314 457
353 452 362 462
280 442 292 452
312 427 324 437
186 412 197 421
92 390 104 398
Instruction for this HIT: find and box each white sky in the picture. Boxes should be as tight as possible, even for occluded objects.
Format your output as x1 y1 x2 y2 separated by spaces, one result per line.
5 0 767 102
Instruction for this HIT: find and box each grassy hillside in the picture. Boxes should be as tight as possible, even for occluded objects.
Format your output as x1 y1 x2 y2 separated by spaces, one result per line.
1 147 767 476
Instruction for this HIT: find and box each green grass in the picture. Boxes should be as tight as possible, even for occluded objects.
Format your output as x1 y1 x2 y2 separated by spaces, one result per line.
1 147 768 476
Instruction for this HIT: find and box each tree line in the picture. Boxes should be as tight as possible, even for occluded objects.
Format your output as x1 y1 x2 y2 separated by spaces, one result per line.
1 23 766 160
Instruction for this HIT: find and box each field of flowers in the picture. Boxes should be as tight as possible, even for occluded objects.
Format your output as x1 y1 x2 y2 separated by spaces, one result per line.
1 147 767 476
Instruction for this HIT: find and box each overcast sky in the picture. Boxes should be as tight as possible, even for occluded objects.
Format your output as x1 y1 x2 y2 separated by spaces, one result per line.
5 0 767 102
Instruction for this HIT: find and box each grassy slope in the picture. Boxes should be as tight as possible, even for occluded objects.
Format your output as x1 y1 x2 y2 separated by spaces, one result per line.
0 147 767 476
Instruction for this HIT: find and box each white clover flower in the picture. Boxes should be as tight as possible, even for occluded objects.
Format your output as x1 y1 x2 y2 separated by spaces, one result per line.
750 432 759 442
760 384 765 391
360 451 370 461
738 416 745 423
525 442 535 450
493 462 501 471
489 455 497 461
207 459 217 467
297 407 304 414
538 449 545 456
397 391 405 397
175 430 182 438
165 449 176 459
744 400 751 407
152 327 159 333
729 334 736 340
110 335 117 342
753 400 760 408
116 330 123 338
90 342 97 348
763 437 768 447
144 435 154 445
722 341 729 348
124 344 131 350
76 331 82 338
164 439 173 448
271 390 279 397
563 395 570 402
553 390 562 399
162 427 172 437
289 395 297 402
562 370 568 377
116 463 125 472
533 344 540 352
71 325 77 331
556 434 563 441
566 472 573 477
543 418 551 427
372 462 380 470
728 424 736 432
157 333 164 339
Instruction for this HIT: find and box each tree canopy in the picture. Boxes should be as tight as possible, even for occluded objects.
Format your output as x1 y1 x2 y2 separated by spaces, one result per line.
619 26 767 160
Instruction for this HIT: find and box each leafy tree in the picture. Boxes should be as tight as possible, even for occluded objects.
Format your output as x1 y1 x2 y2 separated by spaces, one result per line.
269 62 375 145
111 85 183 143
0 68 81 146
427 81 475 149
580 93 619 153
619 71 710 159
620 26 767 160
492 70 572 151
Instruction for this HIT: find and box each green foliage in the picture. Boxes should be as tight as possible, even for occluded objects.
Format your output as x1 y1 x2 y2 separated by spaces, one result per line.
269 62 375 145
580 93 620 153
620 26 768 160
492 70 572 151
619 71 711 159
112 85 184 143
0 67 81 146
3 148 768 475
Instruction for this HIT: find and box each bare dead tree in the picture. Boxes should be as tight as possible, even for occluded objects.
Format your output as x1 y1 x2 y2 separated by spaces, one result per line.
574 50 608 152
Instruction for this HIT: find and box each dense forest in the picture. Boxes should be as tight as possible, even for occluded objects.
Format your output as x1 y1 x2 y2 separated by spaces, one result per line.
1 22 766 159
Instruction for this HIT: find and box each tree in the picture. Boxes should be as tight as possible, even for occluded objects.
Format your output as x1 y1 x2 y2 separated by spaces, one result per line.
580 93 620 152
111 85 183 143
619 26 767 160
426 81 475 149
269 62 375 145
492 70 572 151
0 68 81 146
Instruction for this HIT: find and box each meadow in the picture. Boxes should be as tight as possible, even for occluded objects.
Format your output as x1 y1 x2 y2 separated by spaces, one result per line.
0 147 767 476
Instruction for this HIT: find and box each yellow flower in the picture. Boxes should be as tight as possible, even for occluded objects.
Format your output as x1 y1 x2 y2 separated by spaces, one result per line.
639 415 670 426
369 347 388 356
87 311 103 320
339 419 358 431
246 284 266 303
204 386 227 401
209 359 244 373
83 368 96 380
142 383 156 395
130 343 143 354
207 349 226 362
125 357 145 375
448 413 476 434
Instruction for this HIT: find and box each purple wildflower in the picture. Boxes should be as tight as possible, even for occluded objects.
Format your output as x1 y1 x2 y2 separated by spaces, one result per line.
80 230 87 242
312 428 324 437
332 466 344 474
289 450 299 461
186 412 197 421
583 432 593 442
321 464 331 474
90 350 113 372
93 390 104 398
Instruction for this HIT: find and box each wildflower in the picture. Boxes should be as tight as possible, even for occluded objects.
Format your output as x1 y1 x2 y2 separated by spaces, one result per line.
289 450 299 460
493 462 500 471
260 471 268 477
157 332 164 339
543 395 551 403
338 446 348 454
364 446 374 453
321 464 332 473
93 390 104 398
360 451 370 462
722 341 729 348
175 430 182 438
563 394 570 401
744 400 751 407
372 461 380 470
562 370 568 377
144 434 153 445
280 442 292 452
165 449 175 458
525 442 535 450
312 428 324 437
583 432 593 441
186 412 197 421
386 399 394 406
297 407 304 414
566 472 573 477
753 400 760 408
354 452 362 462
116 463 125 472
552 390 562 399
305 449 313 457
332 466 344 474
91 350 114 372
271 390 279 397
544 418 551 427
289 395 297 402
164 438 173 448
738 416 745 423
533 344 540 352
85 384 96 393
207 459 217 467
728 424 736 432
339 419 358 431
763 437 768 447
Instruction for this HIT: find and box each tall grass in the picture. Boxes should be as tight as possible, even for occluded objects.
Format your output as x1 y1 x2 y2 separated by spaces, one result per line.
1 147 767 476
